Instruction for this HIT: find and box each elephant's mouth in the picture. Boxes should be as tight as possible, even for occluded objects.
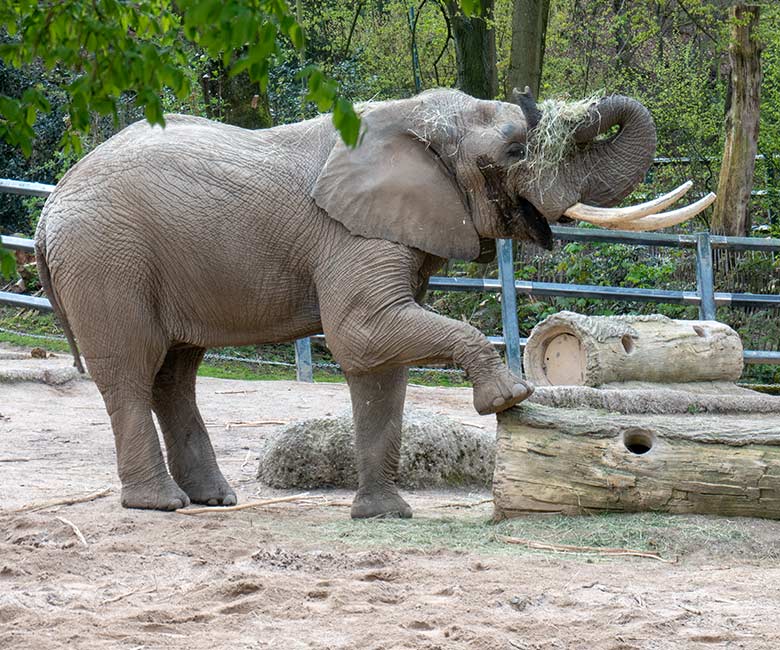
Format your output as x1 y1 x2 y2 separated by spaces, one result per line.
505 197 554 251
476 156 554 251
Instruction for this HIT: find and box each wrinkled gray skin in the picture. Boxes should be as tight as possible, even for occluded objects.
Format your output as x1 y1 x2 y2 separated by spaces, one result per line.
35 89 656 518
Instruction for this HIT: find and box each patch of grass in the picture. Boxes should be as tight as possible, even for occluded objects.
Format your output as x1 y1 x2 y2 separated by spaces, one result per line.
0 307 62 336
198 359 344 383
308 510 777 562
0 329 71 353
308 514 498 554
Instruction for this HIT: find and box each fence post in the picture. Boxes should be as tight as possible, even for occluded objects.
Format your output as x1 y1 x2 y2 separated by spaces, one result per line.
695 231 717 321
497 238 523 376
294 337 314 382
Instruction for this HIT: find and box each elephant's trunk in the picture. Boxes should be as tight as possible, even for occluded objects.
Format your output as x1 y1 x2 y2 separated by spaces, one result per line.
572 95 657 208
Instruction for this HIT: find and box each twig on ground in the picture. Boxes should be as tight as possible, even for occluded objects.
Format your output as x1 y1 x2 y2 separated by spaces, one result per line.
225 420 287 429
497 535 673 562
438 498 493 509
240 451 254 473
102 586 157 605
14 487 113 513
459 421 486 429
55 516 88 547
215 389 259 395
0 457 33 463
176 493 313 515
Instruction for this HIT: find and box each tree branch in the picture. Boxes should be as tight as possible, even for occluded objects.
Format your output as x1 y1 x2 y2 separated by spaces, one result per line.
675 0 719 44
342 1 365 60
431 0 453 87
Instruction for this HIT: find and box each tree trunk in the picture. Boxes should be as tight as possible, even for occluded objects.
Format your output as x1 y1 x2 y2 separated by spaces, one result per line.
446 0 497 99
494 401 780 520
523 312 743 387
711 5 762 236
506 0 550 99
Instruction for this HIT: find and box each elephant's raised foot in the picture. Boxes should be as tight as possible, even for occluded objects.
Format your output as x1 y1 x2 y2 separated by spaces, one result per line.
473 373 534 415
351 490 413 519
121 477 191 511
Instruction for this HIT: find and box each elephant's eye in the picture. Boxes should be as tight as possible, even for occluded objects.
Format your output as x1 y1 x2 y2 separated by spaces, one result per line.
506 142 527 160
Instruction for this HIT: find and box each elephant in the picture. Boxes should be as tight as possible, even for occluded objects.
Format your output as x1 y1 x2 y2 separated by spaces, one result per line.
35 87 709 518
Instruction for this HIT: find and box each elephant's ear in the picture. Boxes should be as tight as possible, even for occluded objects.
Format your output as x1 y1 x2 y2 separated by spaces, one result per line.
311 104 480 261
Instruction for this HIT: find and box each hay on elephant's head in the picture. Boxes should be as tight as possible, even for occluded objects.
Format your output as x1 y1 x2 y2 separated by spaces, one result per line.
520 92 605 192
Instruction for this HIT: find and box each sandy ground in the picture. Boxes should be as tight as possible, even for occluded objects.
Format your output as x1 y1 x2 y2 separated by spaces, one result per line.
2 347 780 649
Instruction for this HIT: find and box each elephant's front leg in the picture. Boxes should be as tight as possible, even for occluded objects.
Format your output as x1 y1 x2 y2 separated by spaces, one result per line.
324 299 532 416
318 251 532 416
347 366 411 519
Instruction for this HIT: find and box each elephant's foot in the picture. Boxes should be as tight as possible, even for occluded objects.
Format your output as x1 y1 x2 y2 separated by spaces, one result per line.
121 475 191 511
351 489 413 519
472 370 534 415
174 470 237 507
171 466 237 506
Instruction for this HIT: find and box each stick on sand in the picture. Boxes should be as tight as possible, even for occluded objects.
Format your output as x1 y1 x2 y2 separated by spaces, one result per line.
56 516 88 547
225 420 287 429
176 493 313 515
13 487 113 513
497 535 673 562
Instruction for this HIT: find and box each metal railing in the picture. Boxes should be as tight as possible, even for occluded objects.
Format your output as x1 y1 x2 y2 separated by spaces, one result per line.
2 177 780 380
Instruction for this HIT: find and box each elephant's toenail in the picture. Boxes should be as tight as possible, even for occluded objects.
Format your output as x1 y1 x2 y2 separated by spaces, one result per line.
512 384 528 398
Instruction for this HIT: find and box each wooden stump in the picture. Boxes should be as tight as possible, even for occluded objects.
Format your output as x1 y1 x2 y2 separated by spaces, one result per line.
523 311 743 387
493 399 780 520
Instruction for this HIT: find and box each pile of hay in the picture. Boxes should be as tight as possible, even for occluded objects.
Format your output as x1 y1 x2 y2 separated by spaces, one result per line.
257 409 494 489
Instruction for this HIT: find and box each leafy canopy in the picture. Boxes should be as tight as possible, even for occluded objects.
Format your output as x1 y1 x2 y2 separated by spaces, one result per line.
0 0 372 154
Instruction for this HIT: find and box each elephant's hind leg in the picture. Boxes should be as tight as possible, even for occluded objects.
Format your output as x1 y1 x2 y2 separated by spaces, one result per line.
152 346 236 506
346 366 412 519
87 352 191 511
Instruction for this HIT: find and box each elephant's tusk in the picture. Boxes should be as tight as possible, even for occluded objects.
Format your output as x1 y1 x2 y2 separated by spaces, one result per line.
563 181 693 224
603 192 717 231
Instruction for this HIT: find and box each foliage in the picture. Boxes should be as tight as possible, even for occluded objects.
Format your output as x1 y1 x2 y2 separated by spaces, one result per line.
0 0 360 154
0 246 15 280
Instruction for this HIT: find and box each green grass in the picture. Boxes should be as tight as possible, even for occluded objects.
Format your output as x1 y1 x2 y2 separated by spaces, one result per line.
0 327 72 353
198 359 344 383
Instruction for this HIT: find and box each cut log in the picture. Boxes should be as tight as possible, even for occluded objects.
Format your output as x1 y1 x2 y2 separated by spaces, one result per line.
523 311 743 386
493 400 780 520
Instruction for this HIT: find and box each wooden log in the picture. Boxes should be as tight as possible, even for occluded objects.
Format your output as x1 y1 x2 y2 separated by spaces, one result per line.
523 311 743 386
493 401 780 520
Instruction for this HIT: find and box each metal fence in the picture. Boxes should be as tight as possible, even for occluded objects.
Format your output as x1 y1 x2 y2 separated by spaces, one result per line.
2 177 780 381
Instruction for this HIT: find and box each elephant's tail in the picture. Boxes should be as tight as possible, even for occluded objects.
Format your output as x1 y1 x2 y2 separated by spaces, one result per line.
35 232 85 374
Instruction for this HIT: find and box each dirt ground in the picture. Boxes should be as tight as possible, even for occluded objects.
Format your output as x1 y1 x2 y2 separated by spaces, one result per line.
2 347 780 649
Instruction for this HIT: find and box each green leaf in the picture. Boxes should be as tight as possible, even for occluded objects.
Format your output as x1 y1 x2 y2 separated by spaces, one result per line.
333 98 361 148
460 0 481 17
0 247 17 281
143 96 164 125
288 22 304 51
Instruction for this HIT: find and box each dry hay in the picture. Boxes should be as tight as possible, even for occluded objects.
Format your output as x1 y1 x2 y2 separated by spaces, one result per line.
521 92 604 192
257 408 494 489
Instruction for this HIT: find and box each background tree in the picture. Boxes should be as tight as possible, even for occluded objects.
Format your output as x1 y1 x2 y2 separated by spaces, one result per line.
505 0 549 99
446 0 497 98
711 4 763 236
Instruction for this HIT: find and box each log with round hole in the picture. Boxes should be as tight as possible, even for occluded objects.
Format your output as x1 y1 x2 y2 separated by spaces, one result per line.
523 311 744 387
493 399 780 520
